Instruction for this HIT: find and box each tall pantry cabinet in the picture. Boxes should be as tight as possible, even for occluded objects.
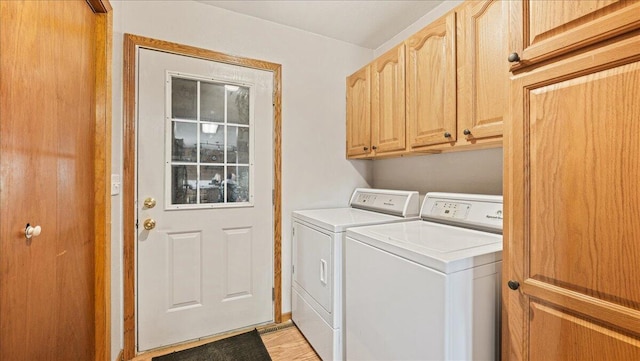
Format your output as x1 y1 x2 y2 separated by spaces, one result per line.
503 1 640 360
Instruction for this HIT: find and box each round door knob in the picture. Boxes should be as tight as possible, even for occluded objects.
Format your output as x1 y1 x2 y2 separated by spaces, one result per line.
143 197 156 209
363 146 369 151
25 224 42 239
143 218 156 231
463 129 471 135
507 280 520 290
508 52 521 63
444 132 451 138
372 145 378 150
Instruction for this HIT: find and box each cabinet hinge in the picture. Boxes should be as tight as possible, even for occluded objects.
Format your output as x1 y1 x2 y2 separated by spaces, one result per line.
135 219 139 229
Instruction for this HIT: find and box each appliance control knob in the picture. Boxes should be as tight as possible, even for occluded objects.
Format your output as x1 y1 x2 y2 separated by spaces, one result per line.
507 280 520 290
508 52 521 63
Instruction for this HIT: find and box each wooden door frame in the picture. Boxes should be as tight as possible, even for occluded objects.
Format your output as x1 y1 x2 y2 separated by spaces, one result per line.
91 1 113 361
122 34 282 359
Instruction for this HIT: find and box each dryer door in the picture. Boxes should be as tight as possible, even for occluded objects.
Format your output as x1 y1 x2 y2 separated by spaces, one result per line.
293 221 333 313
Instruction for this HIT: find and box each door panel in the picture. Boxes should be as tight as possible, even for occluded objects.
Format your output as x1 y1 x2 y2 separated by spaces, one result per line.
292 222 333 313
346 65 371 157
529 302 640 361
458 0 508 141
0 1 97 360
371 44 406 154
406 12 457 148
505 31 640 361
137 49 274 351
515 0 640 66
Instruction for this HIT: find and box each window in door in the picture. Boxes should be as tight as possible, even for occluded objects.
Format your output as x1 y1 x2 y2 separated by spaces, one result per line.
167 73 253 208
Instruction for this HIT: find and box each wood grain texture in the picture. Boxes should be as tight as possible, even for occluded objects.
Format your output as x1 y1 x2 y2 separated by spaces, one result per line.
406 11 457 148
513 0 640 69
261 325 320 361
371 44 406 154
505 25 640 361
122 34 282 359
346 64 372 157
94 7 113 361
0 1 110 359
457 0 508 142
529 302 640 360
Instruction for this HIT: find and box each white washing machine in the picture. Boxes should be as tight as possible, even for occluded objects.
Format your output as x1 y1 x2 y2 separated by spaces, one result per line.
292 188 420 361
345 192 503 361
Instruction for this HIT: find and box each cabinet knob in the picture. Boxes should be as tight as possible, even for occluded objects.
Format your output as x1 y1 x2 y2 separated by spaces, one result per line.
507 280 520 290
25 223 42 239
463 129 471 135
363 146 369 151
444 132 451 138
508 52 521 63
372 145 378 150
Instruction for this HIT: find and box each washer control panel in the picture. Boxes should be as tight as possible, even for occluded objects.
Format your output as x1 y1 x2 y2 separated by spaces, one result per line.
349 189 420 217
430 201 472 220
421 192 503 233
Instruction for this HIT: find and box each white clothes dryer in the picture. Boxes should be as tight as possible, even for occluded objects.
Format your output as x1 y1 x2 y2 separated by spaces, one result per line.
345 192 503 361
292 188 420 361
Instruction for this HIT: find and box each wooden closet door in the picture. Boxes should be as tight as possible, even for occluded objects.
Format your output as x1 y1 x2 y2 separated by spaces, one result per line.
504 31 640 361
0 1 103 360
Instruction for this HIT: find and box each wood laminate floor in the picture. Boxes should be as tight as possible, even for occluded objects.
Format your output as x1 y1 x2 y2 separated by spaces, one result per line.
261 323 321 361
130 321 320 361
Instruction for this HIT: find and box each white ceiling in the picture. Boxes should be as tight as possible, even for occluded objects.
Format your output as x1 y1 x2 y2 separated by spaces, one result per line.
196 1 444 49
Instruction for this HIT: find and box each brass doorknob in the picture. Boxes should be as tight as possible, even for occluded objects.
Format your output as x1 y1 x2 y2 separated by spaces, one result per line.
143 197 156 209
143 218 156 230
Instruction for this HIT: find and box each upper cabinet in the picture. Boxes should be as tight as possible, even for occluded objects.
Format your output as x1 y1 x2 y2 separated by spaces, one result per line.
371 44 406 154
457 0 509 144
345 1 511 159
509 0 640 69
406 12 457 149
346 65 371 157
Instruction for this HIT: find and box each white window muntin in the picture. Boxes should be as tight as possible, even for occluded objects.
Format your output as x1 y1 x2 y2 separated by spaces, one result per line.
164 70 255 210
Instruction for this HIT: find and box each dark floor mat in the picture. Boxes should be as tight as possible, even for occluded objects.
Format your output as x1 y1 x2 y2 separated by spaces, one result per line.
152 329 272 361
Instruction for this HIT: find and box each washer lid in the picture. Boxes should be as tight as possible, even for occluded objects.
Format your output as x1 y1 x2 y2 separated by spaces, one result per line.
346 221 502 274
293 207 415 233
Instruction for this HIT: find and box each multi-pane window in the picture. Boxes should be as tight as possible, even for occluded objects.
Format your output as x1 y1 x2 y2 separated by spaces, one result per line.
167 74 252 208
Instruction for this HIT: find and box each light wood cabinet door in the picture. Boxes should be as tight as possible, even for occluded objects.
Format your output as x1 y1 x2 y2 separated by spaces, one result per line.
510 0 640 68
406 12 456 148
457 0 508 143
371 44 405 154
346 65 371 157
504 32 640 361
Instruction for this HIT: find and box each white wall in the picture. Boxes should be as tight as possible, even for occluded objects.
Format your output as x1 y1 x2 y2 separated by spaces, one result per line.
110 1 373 358
374 0 463 57
371 0 503 197
372 148 503 196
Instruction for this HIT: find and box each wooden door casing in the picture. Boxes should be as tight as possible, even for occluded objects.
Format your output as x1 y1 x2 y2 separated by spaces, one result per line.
371 44 406 154
406 11 457 148
346 65 372 157
504 30 640 361
0 1 111 360
457 0 508 143
511 0 640 69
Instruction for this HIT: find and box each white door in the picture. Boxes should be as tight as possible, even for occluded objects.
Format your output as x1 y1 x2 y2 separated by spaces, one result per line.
136 48 274 351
